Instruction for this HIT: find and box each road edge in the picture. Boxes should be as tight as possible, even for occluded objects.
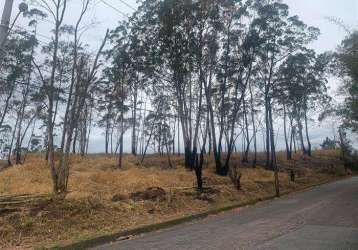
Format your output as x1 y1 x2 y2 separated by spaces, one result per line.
51 175 352 250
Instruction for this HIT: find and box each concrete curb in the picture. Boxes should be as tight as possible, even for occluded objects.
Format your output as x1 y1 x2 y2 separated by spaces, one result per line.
53 197 274 250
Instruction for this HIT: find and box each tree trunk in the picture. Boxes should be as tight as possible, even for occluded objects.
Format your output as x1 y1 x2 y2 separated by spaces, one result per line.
265 98 271 169
249 81 257 167
0 84 15 129
304 109 312 157
105 109 111 155
118 76 125 168
194 153 203 191
72 128 78 154
242 96 250 163
283 104 292 160
131 91 138 155
165 143 173 168
204 70 222 174
7 114 19 166
297 118 307 154
177 117 180 156
268 100 280 197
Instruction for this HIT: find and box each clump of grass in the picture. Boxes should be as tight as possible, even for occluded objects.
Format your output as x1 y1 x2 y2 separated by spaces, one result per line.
318 164 347 176
0 156 52 195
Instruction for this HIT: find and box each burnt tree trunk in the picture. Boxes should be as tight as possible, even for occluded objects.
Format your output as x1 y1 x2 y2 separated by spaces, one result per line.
283 104 292 160
304 108 312 157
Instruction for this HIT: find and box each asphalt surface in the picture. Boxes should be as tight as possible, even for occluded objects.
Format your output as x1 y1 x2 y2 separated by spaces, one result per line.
95 177 358 250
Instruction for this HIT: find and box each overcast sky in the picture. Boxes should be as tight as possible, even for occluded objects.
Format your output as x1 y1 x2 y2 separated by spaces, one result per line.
6 0 354 52
2 0 358 153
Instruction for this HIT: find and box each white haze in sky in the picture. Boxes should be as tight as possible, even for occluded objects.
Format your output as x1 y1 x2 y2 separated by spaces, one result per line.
2 0 358 153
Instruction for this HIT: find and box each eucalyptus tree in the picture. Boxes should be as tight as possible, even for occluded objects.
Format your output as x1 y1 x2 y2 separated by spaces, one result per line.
60 0 90 155
252 0 319 167
249 0 320 196
134 48 176 163
0 31 35 130
107 23 132 168
187 0 229 178
248 78 259 167
336 31 358 132
32 0 108 194
277 51 330 157
301 53 331 156
205 0 257 176
13 34 40 164
97 97 115 154
316 31 358 165
0 125 12 157
145 94 174 166
0 31 38 165
128 0 227 189
126 28 147 156
76 97 94 156
130 0 197 170
32 0 68 194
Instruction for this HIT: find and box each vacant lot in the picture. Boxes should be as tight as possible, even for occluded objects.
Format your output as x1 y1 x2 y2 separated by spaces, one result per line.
0 150 350 249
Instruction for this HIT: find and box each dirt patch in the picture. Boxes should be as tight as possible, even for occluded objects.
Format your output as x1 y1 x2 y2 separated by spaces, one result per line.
129 187 167 202
0 160 9 172
111 194 128 202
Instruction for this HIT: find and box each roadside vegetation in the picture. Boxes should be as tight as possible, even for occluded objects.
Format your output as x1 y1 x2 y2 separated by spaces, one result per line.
0 150 354 248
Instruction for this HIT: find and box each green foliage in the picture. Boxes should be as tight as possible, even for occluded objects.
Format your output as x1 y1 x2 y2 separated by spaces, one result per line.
320 137 337 150
277 50 331 118
336 31 358 132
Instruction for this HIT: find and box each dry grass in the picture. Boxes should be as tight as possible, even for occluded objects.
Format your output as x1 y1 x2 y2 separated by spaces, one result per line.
0 150 349 249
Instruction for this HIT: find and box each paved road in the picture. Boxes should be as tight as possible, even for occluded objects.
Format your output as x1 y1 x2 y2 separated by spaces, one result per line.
96 177 358 250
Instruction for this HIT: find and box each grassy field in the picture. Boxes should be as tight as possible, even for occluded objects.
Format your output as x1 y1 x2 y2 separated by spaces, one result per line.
0 150 351 249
